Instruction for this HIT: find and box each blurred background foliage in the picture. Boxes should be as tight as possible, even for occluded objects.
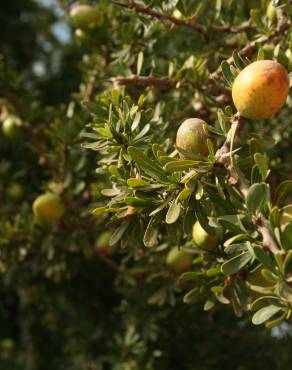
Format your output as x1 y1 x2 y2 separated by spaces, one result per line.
1 0 292 369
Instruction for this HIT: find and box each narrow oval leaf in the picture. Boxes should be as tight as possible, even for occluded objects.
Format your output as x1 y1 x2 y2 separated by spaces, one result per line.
246 182 270 215
143 218 158 247
252 305 283 325
137 51 144 76
166 201 181 224
164 160 202 172
254 153 269 180
221 252 251 275
183 288 203 304
110 222 130 246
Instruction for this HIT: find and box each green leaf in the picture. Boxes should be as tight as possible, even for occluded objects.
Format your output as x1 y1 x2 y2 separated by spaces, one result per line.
128 146 167 181
110 221 130 246
221 60 234 87
131 112 141 131
143 218 158 247
265 312 287 329
101 188 121 197
257 47 265 61
251 245 279 275
251 165 262 185
252 305 283 325
164 160 204 172
180 271 204 282
183 288 203 304
166 201 181 224
254 153 269 180
137 51 144 76
176 188 192 202
92 207 107 216
124 197 158 207
221 252 251 275
250 295 283 311
232 50 247 70
127 178 150 187
92 207 124 216
246 183 270 215
275 180 292 204
250 9 265 30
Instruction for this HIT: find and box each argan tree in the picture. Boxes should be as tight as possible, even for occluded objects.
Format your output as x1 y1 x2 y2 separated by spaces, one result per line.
1 0 292 369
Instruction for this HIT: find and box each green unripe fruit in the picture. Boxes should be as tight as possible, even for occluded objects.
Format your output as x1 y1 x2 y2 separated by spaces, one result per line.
192 221 221 251
2 115 23 140
6 183 23 200
166 247 193 273
95 231 115 256
70 4 99 30
33 192 65 222
176 118 209 158
267 2 277 23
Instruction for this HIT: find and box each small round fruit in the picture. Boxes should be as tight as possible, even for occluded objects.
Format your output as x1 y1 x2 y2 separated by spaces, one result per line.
166 247 193 273
70 4 99 29
33 193 65 222
2 115 22 140
232 60 289 120
95 231 115 256
6 183 23 200
176 118 209 158
192 221 221 251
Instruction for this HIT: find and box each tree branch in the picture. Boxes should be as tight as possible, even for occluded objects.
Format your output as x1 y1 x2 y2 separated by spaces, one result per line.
210 13 290 81
215 113 282 255
112 1 252 35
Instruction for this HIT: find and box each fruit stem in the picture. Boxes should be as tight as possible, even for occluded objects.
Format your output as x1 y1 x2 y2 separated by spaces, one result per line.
215 112 282 255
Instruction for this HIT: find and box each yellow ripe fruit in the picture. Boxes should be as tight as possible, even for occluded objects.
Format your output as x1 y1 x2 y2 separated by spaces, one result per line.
176 118 209 158
70 4 99 29
232 60 289 120
166 247 193 273
33 193 65 222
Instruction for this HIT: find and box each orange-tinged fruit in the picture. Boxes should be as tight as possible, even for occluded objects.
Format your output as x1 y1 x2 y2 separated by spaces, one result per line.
176 118 209 158
70 4 99 29
166 247 193 273
232 60 289 120
33 192 65 222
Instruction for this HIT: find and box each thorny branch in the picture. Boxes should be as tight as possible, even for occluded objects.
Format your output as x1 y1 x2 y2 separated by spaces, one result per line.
210 8 291 81
112 1 253 35
215 113 282 255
